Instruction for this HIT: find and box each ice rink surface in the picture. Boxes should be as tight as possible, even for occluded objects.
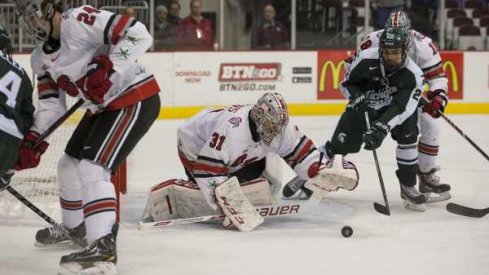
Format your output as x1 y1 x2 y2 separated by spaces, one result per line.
1 114 488 275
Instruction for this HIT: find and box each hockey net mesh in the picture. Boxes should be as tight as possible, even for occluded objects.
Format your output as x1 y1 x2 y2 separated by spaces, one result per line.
0 104 82 225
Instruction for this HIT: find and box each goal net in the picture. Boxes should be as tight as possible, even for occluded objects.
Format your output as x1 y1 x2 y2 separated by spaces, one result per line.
0 98 126 225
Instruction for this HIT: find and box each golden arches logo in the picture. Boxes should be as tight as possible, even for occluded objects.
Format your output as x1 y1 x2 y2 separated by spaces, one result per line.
319 60 345 92
443 61 459 92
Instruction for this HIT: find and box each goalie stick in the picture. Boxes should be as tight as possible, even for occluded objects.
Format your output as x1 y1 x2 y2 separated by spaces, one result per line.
0 98 84 245
446 203 489 218
364 111 391 216
138 193 322 230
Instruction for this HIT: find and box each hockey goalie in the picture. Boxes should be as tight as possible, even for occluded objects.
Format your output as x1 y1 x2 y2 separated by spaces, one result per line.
142 92 359 231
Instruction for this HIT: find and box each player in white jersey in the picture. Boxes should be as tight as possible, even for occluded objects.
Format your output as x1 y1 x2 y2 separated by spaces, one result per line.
15 0 161 273
143 93 359 230
351 10 451 202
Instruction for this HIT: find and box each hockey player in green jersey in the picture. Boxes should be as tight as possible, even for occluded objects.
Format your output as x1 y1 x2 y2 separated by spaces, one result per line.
323 26 427 211
0 25 36 190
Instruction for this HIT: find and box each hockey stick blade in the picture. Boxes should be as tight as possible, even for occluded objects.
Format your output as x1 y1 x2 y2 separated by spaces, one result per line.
446 203 489 218
373 202 390 215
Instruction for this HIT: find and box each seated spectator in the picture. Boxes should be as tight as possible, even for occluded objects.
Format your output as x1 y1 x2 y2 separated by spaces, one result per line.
178 0 214 50
123 6 136 18
251 4 289 50
168 1 182 26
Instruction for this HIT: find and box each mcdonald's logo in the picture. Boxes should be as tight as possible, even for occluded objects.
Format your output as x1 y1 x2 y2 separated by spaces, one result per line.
319 60 345 92
443 61 459 92
317 51 350 100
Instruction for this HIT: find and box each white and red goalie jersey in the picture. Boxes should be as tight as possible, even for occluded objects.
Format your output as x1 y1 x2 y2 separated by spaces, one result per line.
30 5 159 134
350 29 448 93
177 104 323 209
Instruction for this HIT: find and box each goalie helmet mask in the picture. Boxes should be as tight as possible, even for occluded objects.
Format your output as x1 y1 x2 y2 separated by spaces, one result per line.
16 0 64 40
0 25 12 58
385 10 411 29
379 27 411 72
250 92 289 145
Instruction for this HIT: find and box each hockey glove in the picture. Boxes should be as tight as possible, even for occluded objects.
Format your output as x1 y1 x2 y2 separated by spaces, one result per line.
349 93 370 113
56 74 79 97
363 121 389 150
76 55 114 104
423 89 448 118
14 131 49 171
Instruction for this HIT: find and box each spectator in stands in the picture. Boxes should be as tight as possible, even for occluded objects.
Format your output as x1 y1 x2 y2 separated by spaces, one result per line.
372 0 405 30
251 4 289 50
154 4 175 50
155 5 171 37
123 6 136 18
179 0 214 50
168 1 182 26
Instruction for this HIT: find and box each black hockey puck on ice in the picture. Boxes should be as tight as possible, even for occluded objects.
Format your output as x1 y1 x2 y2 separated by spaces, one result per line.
341 226 353 238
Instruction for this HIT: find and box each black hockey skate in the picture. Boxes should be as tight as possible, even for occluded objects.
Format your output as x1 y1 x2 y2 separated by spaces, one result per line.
35 222 87 248
418 168 451 203
400 184 427 212
59 224 118 274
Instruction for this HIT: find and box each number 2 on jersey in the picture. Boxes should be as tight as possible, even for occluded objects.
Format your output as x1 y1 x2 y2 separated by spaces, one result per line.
209 132 226 151
77 6 100 26
0 71 21 108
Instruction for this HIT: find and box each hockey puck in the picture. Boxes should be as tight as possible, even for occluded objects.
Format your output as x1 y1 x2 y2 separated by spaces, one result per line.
341 226 353 238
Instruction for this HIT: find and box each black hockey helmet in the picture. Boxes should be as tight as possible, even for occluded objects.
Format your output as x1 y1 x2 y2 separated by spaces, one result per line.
0 25 12 57
379 27 411 72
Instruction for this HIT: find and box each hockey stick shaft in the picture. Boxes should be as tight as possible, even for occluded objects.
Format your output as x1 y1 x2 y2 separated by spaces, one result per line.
364 112 390 215
138 197 320 230
422 96 489 162
5 185 84 246
438 111 489 162
33 99 84 148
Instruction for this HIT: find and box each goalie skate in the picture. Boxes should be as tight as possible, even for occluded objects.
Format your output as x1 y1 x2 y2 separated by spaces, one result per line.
418 168 451 203
35 222 87 248
59 224 118 274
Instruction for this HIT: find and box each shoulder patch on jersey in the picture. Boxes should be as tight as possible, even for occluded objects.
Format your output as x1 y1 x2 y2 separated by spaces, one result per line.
228 117 243 128
62 8 74 20
413 31 426 40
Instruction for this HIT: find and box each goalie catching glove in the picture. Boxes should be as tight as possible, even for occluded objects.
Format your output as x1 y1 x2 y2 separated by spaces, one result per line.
14 131 49 170
305 155 359 196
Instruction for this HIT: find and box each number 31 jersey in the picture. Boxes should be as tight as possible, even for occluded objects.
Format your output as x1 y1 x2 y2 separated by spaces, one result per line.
177 104 322 208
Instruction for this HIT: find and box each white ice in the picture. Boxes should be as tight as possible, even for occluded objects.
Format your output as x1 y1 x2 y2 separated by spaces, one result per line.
1 115 488 275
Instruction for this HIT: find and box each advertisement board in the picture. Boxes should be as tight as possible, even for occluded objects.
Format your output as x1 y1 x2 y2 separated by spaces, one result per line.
317 50 464 100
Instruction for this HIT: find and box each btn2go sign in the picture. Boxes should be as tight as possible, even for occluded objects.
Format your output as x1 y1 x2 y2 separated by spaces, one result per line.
317 50 464 100
218 63 280 92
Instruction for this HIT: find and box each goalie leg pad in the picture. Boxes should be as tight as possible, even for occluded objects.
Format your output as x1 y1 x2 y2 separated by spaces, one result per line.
305 155 359 195
216 177 264 232
142 178 275 222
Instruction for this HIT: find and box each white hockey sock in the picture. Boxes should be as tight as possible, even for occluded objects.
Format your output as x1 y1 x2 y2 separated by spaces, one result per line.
418 141 438 173
78 160 116 242
57 154 84 229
